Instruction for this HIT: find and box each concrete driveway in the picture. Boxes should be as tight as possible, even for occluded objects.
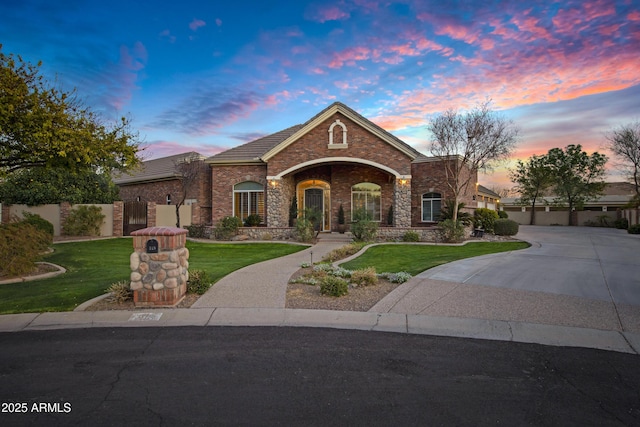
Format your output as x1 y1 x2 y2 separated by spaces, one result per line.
371 225 640 333
421 226 640 305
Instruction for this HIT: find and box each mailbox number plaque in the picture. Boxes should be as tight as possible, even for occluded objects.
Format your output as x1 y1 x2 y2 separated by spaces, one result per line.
146 238 159 254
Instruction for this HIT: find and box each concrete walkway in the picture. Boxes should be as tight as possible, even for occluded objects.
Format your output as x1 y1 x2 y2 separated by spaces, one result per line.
192 241 344 309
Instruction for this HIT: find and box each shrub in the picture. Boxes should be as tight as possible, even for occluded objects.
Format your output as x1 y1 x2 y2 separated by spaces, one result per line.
0 222 49 277
106 280 133 303
244 214 262 227
498 210 509 219
185 223 210 238
319 275 349 297
494 219 519 236
351 208 378 241
379 271 413 284
402 230 420 242
187 270 212 294
295 217 315 243
261 232 273 240
614 218 629 230
214 216 242 240
628 224 640 234
437 219 465 243
350 267 378 287
322 243 361 262
21 212 54 243
62 205 105 236
474 208 499 233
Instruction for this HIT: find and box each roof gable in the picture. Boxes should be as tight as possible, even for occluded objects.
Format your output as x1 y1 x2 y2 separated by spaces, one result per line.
261 102 420 161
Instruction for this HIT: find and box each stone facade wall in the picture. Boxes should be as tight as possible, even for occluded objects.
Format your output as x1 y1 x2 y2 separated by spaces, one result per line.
130 227 189 307
376 227 441 242
211 164 267 225
238 227 295 240
267 112 413 177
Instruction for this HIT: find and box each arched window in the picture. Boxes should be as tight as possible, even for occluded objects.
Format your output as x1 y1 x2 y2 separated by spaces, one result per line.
422 192 442 222
234 181 264 223
352 183 381 221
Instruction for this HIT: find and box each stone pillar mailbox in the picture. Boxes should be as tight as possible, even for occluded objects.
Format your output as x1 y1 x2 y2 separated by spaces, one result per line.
130 227 189 307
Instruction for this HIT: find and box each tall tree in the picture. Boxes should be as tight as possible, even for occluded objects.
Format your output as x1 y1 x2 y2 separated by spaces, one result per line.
509 155 554 225
0 47 141 176
604 121 640 200
0 167 120 205
545 144 608 226
173 154 206 228
428 101 519 222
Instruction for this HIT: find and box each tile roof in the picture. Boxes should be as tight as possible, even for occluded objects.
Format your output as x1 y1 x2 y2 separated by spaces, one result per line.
206 125 304 163
113 152 204 185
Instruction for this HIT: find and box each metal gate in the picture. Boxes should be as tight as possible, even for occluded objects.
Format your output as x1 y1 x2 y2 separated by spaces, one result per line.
124 201 147 236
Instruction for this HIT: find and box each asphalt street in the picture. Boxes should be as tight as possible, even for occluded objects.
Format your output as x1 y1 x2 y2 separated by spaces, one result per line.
1 326 639 426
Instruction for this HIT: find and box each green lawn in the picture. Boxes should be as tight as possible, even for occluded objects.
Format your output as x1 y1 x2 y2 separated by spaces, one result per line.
341 241 530 275
0 239 305 314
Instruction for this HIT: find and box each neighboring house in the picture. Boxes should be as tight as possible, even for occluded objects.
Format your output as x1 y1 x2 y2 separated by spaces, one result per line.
113 152 212 224
206 102 478 231
501 182 636 226
476 185 501 210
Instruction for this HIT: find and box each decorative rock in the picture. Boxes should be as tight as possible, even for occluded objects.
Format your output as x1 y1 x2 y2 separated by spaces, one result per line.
149 262 161 272
130 281 143 290
162 262 178 270
139 262 149 275
180 258 189 269
167 269 180 278
130 272 142 282
156 269 167 282
130 252 140 271
142 273 155 284
164 278 178 289
232 234 249 241
143 282 153 290
150 253 169 261
169 251 179 263
152 282 164 290
140 253 150 262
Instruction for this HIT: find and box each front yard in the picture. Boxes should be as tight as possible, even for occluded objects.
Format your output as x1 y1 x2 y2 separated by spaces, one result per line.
0 239 305 314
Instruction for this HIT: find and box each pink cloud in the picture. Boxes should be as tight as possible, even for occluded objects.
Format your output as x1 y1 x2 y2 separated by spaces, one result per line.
628 10 640 21
189 19 206 31
310 6 350 23
215 18 222 27
328 46 371 68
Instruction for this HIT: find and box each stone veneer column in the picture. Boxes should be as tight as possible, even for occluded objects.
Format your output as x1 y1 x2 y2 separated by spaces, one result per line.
129 227 189 307
393 178 411 227
112 201 124 237
266 181 285 227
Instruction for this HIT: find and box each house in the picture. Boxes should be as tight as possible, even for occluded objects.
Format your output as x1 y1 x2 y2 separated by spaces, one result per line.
205 102 478 233
475 185 501 210
112 152 212 224
500 182 636 226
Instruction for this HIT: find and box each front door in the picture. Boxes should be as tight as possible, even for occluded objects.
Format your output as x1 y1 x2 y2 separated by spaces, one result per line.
304 188 325 231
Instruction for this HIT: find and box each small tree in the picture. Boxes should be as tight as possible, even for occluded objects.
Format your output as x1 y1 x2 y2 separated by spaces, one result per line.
428 101 518 222
509 155 554 225
173 153 205 228
604 121 640 199
545 145 608 226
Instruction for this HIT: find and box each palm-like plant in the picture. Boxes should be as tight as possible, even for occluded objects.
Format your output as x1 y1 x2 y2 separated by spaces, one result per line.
439 200 473 225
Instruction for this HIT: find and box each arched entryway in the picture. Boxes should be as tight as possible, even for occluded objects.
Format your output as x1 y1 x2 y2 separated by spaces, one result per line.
297 179 331 231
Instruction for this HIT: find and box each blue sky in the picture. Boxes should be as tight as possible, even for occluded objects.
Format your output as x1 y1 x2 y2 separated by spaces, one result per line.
1 0 639 188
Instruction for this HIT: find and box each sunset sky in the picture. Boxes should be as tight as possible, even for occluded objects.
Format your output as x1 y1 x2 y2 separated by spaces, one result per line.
1 0 639 189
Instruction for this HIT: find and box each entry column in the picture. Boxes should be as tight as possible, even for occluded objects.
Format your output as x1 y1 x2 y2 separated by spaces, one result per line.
394 177 411 227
